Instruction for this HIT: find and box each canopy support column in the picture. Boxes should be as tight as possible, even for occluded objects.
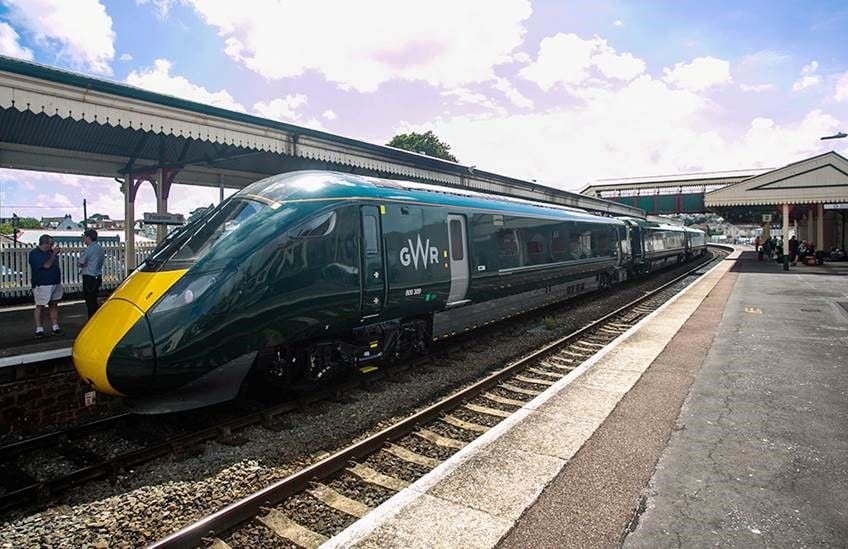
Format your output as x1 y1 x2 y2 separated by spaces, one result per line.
219 173 224 203
782 203 790 270
124 173 141 275
816 203 824 248
154 168 178 243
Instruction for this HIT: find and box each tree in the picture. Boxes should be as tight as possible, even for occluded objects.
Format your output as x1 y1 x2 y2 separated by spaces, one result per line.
187 205 213 223
386 131 458 162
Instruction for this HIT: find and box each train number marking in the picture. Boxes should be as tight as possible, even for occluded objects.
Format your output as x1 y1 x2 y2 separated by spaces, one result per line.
405 287 423 297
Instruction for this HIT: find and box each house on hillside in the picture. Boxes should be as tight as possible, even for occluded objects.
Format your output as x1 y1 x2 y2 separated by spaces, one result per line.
41 214 81 231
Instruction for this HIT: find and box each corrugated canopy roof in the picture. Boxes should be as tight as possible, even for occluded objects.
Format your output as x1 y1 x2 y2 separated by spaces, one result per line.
0 55 644 217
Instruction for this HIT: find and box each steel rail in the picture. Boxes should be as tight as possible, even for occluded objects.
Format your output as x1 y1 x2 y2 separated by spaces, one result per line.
151 246 730 548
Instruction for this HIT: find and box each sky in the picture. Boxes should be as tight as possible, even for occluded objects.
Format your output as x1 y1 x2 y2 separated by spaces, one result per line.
0 0 847 222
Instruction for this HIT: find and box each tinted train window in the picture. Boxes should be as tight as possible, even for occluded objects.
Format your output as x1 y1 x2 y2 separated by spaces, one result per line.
363 215 379 256
525 233 547 265
497 229 518 256
154 197 269 268
296 211 336 238
449 219 464 261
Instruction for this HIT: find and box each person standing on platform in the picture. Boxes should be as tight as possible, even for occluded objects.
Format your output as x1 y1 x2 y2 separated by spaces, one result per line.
755 235 761 253
28 234 63 338
789 235 799 266
78 229 105 318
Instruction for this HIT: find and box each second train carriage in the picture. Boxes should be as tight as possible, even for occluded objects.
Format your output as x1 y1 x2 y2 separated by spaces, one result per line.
72 171 704 413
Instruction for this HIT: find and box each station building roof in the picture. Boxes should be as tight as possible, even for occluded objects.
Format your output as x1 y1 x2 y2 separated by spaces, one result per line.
704 151 848 207
0 55 643 218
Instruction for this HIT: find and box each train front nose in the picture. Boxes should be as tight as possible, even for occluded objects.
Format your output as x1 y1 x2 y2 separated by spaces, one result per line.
72 299 157 396
72 269 187 397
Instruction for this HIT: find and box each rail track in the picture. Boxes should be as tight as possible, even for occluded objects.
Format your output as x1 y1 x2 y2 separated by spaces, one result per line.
149 247 729 549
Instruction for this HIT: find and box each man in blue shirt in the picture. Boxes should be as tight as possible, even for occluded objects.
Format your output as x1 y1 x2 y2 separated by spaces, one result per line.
78 229 105 318
28 234 63 338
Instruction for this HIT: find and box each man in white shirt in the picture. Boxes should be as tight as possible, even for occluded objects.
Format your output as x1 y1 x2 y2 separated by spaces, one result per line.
79 229 105 318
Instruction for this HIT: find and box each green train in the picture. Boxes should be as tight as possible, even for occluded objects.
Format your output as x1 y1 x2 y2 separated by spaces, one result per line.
72 171 706 413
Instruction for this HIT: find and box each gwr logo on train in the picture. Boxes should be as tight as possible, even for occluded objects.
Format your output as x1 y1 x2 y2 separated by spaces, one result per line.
399 234 440 270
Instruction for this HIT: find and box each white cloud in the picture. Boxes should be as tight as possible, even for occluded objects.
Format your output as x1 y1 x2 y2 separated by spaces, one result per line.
493 77 534 108
182 0 531 92
0 21 33 60
520 33 645 91
835 72 848 102
662 56 732 91
441 87 501 111
321 110 337 120
739 49 790 69
252 94 309 122
396 74 839 188
792 75 821 92
791 60 822 92
119 52 133 62
613 20 624 27
2 0 115 74
126 59 247 112
740 83 774 92
136 0 172 19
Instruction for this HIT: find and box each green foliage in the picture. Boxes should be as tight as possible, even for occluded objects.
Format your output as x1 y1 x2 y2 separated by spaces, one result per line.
386 131 458 162
16 217 41 229
0 223 12 235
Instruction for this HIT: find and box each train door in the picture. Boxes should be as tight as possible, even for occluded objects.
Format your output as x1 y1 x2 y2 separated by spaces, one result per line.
447 214 469 305
360 205 385 318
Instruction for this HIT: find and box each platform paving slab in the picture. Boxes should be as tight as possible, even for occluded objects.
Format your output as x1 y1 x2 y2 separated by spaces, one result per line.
623 255 848 547
0 301 85 358
323 250 739 549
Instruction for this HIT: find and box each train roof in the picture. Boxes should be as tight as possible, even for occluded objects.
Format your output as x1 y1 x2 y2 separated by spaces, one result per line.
240 171 625 225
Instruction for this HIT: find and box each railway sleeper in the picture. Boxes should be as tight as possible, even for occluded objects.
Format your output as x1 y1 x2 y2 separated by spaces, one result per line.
384 443 441 468
527 367 562 379
414 428 466 450
258 508 328 549
500 383 542 397
514 374 556 386
440 414 490 433
307 482 372 518
346 462 409 492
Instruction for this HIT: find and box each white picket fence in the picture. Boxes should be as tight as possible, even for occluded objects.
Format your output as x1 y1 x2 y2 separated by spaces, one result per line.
0 242 157 299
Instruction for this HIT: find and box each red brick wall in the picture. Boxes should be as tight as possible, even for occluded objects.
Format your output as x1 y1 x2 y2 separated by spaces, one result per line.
0 362 122 437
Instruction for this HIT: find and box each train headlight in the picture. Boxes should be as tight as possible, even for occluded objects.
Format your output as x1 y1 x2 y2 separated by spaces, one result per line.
152 273 217 313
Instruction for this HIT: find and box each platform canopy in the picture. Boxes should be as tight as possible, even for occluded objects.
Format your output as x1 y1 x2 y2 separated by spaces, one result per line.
580 168 770 214
704 151 848 208
705 151 848 251
0 55 643 216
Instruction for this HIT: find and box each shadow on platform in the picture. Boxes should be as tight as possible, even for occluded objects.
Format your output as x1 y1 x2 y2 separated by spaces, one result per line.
729 250 848 276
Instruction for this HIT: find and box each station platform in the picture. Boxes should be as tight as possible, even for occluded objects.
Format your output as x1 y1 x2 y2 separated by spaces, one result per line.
325 249 848 548
0 300 86 365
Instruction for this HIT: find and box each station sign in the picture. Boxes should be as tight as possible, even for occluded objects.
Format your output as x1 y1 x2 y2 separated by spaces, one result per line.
824 203 848 210
761 214 772 222
143 212 185 225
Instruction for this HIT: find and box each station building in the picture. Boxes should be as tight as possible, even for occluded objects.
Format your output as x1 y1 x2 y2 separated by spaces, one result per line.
583 151 848 252
704 151 848 251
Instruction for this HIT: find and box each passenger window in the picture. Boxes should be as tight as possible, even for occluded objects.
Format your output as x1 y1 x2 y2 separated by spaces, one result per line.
296 211 337 238
449 219 464 261
497 229 518 257
363 215 379 256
